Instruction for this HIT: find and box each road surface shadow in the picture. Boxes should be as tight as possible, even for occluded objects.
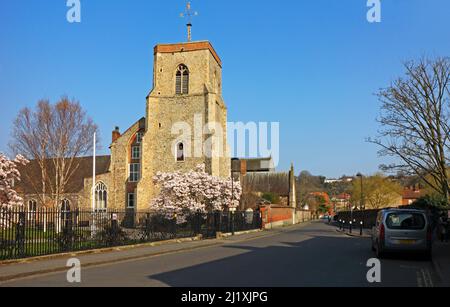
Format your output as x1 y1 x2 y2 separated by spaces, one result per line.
147 235 381 287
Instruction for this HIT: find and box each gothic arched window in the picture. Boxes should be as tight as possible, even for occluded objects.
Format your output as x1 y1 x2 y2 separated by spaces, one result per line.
176 64 189 95
28 199 37 221
60 199 71 212
28 199 37 212
95 182 108 212
176 142 185 162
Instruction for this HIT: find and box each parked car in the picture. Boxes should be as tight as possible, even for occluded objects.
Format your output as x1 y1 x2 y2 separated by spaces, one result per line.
371 209 432 260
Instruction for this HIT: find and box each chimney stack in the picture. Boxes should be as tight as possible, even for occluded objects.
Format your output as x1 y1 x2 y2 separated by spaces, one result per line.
112 126 121 143
240 160 247 176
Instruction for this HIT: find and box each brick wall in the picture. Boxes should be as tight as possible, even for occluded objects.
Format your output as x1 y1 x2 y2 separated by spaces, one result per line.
261 205 312 229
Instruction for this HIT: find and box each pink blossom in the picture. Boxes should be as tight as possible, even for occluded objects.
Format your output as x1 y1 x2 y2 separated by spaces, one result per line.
0 153 29 227
150 164 242 222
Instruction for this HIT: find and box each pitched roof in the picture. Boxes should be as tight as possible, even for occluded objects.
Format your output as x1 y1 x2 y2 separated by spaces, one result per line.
241 172 290 196
402 188 424 200
111 117 145 145
16 156 111 195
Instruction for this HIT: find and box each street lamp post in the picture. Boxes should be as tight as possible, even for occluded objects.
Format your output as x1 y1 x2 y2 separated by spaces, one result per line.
349 203 353 234
356 173 365 230
230 158 240 235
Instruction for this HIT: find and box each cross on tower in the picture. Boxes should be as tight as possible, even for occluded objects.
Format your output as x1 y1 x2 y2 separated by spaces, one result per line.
180 1 198 42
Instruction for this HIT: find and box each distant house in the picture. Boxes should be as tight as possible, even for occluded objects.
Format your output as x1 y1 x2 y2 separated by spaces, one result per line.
324 178 340 184
324 176 354 184
331 193 351 213
341 176 355 183
402 186 424 205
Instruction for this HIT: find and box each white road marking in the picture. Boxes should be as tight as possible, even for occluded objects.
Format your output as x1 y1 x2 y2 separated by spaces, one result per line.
416 271 423 287
421 268 434 287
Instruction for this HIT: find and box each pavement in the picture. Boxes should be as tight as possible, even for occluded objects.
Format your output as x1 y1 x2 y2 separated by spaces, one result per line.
0 221 446 287
431 242 450 285
0 227 288 283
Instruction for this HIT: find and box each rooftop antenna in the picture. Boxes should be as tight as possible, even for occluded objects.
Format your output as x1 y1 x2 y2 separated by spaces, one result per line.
180 1 198 42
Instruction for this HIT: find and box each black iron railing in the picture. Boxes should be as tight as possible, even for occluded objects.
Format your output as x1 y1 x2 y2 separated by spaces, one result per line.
0 208 262 260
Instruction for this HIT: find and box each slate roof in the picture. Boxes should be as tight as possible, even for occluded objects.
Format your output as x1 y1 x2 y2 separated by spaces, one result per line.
16 156 111 195
241 172 290 196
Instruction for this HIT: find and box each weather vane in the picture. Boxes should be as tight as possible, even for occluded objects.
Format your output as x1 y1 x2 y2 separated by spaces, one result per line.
180 1 198 42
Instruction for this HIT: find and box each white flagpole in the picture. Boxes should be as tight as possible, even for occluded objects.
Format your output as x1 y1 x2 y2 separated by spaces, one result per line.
92 132 96 212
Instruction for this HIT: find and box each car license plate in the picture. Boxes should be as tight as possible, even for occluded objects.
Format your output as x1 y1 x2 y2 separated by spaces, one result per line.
399 239 416 245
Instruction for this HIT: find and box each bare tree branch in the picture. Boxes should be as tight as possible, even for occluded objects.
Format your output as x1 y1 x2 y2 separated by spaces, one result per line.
9 97 99 208
369 57 450 201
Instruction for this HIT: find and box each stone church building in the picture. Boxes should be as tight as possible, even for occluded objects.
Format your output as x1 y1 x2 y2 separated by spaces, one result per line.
18 40 237 212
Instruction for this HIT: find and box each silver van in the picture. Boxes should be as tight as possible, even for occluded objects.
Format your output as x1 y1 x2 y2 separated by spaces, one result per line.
371 209 432 259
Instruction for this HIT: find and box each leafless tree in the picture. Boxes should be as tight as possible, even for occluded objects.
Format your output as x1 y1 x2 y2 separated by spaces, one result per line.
369 57 450 201
9 97 99 208
240 191 262 210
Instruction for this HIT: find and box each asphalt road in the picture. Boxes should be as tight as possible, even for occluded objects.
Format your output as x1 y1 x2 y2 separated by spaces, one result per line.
1 221 440 287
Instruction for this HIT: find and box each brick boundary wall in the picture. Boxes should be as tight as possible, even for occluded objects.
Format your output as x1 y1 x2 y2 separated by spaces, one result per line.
260 205 312 229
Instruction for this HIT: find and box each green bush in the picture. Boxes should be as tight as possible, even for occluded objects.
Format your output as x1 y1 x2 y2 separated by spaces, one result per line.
318 204 330 214
411 194 448 210
261 192 281 205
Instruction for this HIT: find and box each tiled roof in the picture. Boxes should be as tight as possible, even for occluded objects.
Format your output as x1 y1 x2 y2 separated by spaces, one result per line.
16 156 111 195
402 188 423 200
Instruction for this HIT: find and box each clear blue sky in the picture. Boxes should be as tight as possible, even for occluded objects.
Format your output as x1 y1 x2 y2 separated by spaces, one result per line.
1 0 449 178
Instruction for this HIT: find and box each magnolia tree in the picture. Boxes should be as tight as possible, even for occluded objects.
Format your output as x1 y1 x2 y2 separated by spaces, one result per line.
0 153 29 227
150 164 242 221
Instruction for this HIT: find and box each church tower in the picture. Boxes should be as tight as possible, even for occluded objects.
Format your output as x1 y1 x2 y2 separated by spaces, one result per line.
136 41 231 210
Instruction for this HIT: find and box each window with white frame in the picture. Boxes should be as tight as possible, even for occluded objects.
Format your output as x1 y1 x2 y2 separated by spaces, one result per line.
27 199 37 221
95 182 108 211
28 199 37 212
131 145 141 159
136 132 144 144
129 163 140 182
60 199 71 212
128 193 135 209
